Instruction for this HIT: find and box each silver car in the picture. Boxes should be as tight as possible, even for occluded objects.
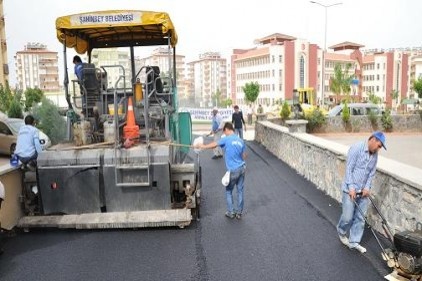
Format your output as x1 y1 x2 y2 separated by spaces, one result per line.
327 103 381 117
0 118 51 156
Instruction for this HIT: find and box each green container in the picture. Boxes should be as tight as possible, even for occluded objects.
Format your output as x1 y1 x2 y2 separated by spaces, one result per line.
178 112 192 153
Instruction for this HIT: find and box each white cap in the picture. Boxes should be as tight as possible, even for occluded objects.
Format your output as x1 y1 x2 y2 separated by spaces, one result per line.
212 107 218 111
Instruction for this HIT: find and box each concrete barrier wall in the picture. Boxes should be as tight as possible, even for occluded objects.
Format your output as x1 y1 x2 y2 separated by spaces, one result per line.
255 120 422 234
0 165 23 230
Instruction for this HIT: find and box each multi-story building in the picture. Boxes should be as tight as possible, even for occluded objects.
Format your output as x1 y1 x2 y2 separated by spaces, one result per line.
231 33 320 106
15 43 59 92
229 33 420 109
136 47 186 98
90 48 131 89
0 0 8 86
186 52 227 107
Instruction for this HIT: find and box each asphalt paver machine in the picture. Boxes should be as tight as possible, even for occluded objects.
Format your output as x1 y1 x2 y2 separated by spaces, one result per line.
18 10 201 229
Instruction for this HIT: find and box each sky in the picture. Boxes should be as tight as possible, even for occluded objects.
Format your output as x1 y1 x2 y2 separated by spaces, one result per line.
4 0 422 86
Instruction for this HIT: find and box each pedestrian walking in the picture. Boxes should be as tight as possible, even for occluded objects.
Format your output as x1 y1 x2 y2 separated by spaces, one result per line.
195 122 247 219
232 105 246 139
337 131 386 253
247 105 253 125
209 107 224 159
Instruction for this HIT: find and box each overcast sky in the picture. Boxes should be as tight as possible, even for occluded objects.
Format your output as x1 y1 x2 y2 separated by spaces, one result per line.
4 0 422 85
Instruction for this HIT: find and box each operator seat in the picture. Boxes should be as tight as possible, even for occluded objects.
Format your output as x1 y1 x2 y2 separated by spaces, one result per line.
146 66 170 104
80 63 101 117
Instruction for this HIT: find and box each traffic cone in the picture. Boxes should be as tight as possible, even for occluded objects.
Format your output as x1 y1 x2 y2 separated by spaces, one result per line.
123 97 140 142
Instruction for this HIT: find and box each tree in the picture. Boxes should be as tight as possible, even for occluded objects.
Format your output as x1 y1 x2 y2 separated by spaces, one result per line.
242 81 260 104
390 89 399 110
211 88 222 107
24 88 44 111
412 77 422 99
221 98 233 107
280 101 291 120
8 96 23 119
329 63 353 104
0 82 13 113
32 98 66 145
368 92 382 104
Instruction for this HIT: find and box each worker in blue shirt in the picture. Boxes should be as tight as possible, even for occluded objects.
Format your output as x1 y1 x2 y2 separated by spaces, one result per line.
337 131 386 254
14 115 42 167
196 122 247 219
73 55 83 81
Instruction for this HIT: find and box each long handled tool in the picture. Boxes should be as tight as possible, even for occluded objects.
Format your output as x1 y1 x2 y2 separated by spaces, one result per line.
353 193 397 266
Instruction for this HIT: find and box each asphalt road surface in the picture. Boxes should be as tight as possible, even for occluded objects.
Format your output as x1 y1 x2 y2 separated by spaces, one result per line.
0 138 388 281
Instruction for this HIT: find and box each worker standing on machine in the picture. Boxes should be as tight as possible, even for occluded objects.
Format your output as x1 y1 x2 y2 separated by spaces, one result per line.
14 115 43 168
337 131 386 254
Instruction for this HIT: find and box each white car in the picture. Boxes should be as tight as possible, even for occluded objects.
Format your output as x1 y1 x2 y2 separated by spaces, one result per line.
0 118 51 156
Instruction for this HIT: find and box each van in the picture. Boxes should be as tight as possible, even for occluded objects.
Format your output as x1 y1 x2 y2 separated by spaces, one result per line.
327 103 381 117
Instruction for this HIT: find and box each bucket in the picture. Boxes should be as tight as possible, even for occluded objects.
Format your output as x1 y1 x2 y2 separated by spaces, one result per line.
108 104 123 115
103 120 115 142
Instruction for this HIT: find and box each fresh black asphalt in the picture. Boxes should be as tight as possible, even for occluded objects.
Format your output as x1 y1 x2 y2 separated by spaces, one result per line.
0 138 389 281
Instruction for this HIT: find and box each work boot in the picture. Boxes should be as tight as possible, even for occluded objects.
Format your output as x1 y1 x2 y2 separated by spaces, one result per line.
349 244 367 253
225 212 235 219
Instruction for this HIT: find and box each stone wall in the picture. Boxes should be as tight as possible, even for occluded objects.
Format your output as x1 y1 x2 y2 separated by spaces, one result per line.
255 120 422 234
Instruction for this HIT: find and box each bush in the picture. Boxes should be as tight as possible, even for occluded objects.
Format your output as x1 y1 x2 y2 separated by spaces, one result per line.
381 109 393 131
305 109 326 133
341 102 350 124
367 110 378 129
8 98 23 119
280 101 290 120
32 98 67 144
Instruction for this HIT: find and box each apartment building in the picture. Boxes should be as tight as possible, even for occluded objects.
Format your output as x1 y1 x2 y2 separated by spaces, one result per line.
136 47 186 97
231 33 320 106
89 48 131 89
229 33 420 109
15 43 59 92
0 0 8 86
186 52 227 107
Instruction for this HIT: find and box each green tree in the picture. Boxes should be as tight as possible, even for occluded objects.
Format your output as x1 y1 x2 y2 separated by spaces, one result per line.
8 96 23 119
341 102 350 124
211 88 222 107
391 89 399 110
367 92 382 104
242 81 260 104
329 63 353 103
280 101 291 120
32 98 66 145
412 77 422 99
221 98 233 107
0 82 13 113
24 88 44 111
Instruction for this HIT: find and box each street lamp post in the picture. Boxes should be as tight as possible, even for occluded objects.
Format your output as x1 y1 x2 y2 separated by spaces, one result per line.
310 1 342 107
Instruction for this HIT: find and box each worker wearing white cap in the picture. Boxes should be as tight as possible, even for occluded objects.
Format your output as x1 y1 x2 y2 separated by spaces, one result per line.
209 107 224 159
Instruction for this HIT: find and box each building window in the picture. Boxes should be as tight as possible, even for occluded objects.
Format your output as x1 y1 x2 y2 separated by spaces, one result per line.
279 55 283 63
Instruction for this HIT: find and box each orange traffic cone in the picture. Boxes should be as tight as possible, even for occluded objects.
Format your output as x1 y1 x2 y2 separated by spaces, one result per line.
123 97 140 142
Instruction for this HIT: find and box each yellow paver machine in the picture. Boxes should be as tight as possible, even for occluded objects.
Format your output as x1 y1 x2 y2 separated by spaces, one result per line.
18 10 201 229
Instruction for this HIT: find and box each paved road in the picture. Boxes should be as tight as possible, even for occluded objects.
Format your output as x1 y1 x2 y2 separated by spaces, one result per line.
314 132 422 170
0 138 387 281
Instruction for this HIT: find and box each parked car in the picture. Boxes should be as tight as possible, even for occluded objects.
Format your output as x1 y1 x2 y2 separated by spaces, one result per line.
327 103 382 117
0 118 51 156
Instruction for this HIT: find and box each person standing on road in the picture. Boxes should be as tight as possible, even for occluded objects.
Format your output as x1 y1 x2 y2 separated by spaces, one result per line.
247 105 253 125
337 131 386 254
196 122 247 219
209 107 224 159
232 105 246 139
0 180 5 255
14 115 42 167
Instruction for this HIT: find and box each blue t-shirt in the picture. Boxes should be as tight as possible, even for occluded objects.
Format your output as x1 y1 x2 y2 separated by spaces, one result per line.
74 63 83 81
218 133 245 171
